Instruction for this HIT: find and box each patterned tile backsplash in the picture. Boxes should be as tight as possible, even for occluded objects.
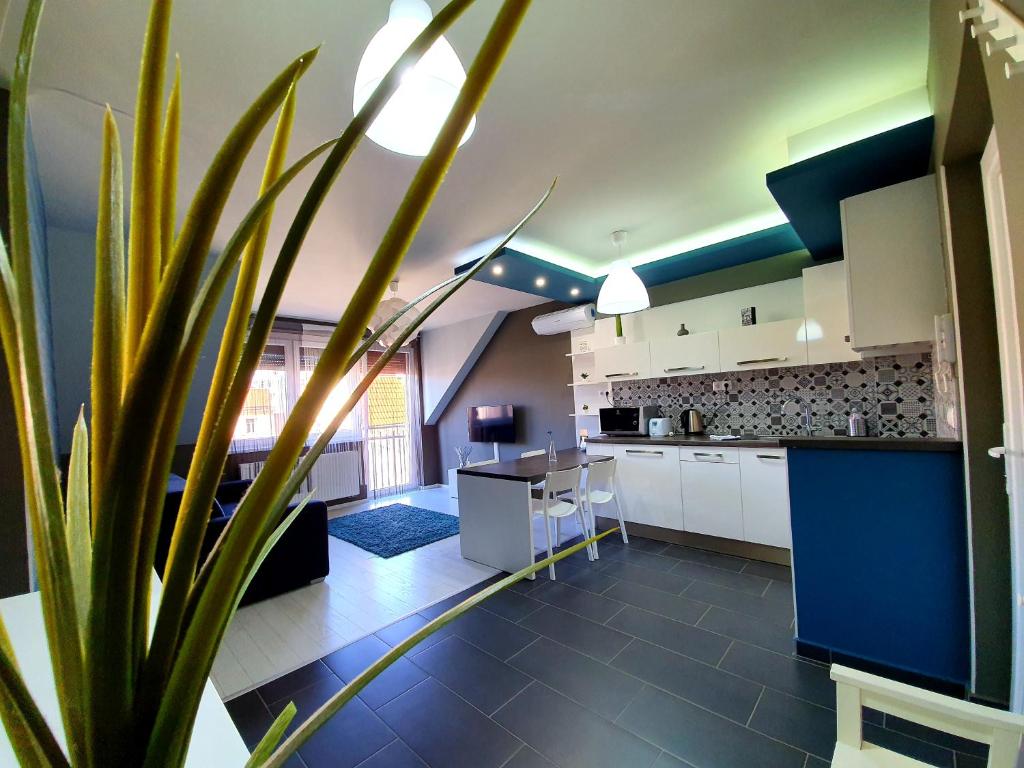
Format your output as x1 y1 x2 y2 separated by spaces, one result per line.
611 352 937 438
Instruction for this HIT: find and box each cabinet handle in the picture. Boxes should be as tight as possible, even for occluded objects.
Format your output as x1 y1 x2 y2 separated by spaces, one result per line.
756 454 785 460
604 372 638 378
625 449 663 457
664 365 704 373
693 452 725 460
735 356 787 366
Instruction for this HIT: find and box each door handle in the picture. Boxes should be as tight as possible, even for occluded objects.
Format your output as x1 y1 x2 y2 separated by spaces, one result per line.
693 452 725 461
989 446 1007 458
625 449 663 457
756 454 785 461
664 365 704 373
604 372 638 378
736 356 787 366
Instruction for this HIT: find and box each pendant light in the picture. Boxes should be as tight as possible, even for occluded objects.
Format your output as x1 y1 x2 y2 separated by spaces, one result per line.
597 230 650 315
371 279 421 346
353 0 476 156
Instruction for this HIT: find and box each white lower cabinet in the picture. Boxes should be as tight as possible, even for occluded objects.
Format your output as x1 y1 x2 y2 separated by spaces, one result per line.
612 445 683 529
739 448 792 548
678 449 744 540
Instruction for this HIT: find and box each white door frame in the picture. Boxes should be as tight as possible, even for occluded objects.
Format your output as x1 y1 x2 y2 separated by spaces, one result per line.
980 128 1024 712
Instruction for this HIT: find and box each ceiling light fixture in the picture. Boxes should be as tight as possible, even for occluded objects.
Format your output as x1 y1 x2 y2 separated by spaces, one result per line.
491 264 504 276
371 278 420 346
535 276 547 288
597 230 650 315
353 0 476 156
569 287 580 297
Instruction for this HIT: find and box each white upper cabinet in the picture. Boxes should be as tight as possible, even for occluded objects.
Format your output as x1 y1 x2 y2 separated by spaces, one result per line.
649 331 721 376
841 174 948 353
718 318 809 372
802 261 861 365
594 342 651 383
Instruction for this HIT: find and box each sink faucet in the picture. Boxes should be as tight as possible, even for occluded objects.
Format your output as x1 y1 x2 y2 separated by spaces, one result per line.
784 396 814 436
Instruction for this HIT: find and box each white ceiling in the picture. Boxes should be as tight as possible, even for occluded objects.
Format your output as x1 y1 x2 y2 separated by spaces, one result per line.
3 0 930 328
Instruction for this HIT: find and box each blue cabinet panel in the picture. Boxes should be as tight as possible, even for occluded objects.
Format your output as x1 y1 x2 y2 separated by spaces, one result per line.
788 447 969 684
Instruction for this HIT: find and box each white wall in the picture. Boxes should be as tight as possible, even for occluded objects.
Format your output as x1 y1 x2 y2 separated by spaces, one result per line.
420 311 507 424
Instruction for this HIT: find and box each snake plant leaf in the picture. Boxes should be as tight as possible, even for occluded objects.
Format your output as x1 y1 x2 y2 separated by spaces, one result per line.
263 528 619 767
4 0 88 762
87 46 319 740
167 0 480 656
126 0 172 363
91 106 126 522
245 702 297 768
160 56 182 274
66 407 92 637
153 4 530 763
0 638 70 768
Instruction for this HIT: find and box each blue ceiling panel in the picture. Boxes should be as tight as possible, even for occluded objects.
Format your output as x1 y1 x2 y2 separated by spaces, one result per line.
455 247 602 303
765 117 934 261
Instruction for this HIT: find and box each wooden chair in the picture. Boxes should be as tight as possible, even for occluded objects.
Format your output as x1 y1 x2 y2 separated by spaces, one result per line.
831 664 1024 767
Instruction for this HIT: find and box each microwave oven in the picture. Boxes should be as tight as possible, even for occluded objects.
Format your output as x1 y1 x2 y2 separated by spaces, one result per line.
598 406 662 436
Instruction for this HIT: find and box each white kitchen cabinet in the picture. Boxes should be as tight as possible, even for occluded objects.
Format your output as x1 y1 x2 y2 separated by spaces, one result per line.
718 318 809 372
594 342 651 383
739 448 791 548
841 174 948 353
679 450 744 540
649 331 721 376
802 261 861 365
612 444 683 529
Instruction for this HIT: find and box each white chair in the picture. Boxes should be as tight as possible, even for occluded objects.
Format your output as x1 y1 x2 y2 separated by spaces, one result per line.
830 664 1024 767
521 448 547 494
582 458 628 557
531 465 590 579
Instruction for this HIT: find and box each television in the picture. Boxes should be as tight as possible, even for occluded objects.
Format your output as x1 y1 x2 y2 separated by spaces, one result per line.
468 405 516 443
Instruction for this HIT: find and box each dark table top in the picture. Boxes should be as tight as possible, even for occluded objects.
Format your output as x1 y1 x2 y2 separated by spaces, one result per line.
456 448 611 483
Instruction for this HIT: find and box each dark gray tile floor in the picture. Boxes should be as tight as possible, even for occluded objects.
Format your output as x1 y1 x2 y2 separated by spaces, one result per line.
226 534 987 768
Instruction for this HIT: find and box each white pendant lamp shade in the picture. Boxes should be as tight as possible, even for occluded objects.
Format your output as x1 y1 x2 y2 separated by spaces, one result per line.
371 280 421 346
597 262 650 315
596 229 650 315
353 0 476 156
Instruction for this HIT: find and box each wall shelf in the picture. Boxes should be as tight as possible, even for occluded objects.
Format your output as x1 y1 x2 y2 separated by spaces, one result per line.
569 412 599 417
565 350 595 357
568 380 605 387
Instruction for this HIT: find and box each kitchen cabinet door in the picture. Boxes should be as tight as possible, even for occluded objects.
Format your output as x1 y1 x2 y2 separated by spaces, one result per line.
649 332 721 376
594 342 651 383
718 318 809 372
679 457 744 541
613 445 683 530
802 261 860 365
739 448 791 548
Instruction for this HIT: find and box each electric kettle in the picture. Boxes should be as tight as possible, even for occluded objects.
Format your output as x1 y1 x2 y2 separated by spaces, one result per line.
680 408 705 435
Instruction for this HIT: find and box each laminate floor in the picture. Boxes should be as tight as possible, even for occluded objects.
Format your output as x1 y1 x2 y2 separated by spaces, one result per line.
212 486 587 699
227 533 987 768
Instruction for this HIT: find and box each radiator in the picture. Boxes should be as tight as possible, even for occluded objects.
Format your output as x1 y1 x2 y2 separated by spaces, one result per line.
238 448 361 504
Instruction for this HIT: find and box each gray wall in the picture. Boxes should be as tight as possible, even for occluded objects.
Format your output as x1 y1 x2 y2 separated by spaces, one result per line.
424 302 575 484
46 225 235 453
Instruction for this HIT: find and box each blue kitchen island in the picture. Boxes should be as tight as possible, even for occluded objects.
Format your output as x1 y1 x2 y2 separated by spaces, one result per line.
787 443 970 690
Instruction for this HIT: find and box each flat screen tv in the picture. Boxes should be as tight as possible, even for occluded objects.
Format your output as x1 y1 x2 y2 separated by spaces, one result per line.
468 405 516 443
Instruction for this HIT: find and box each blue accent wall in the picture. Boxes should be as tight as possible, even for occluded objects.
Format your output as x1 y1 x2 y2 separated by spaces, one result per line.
788 447 970 684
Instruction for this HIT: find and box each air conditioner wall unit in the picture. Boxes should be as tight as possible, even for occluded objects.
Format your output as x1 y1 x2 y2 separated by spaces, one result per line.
531 303 596 336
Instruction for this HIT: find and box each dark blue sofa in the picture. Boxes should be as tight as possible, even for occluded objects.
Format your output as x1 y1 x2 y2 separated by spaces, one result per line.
157 474 330 606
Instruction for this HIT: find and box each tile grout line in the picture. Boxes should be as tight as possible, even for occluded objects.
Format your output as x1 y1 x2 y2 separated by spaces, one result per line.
745 685 766 727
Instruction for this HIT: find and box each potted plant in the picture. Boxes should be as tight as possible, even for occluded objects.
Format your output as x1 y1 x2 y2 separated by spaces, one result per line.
0 1 611 766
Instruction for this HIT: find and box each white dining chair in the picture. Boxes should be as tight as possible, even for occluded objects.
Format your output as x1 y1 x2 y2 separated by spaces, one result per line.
531 465 589 579
521 449 547 495
582 457 627 557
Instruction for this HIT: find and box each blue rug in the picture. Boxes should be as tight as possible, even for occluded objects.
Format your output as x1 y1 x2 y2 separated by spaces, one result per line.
327 504 459 558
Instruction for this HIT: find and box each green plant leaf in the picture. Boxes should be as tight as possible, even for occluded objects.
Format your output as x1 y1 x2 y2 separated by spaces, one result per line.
263 528 619 767
87 46 319 748
244 702 296 768
0 634 70 768
151 3 530 762
66 407 92 639
126 0 172 364
160 56 182 275
91 106 126 527
3 1 88 762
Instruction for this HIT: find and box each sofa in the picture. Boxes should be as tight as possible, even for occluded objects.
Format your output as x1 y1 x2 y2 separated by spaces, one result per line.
157 474 330 606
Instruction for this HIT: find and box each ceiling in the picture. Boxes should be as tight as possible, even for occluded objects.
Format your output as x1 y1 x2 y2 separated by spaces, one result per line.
1 0 930 328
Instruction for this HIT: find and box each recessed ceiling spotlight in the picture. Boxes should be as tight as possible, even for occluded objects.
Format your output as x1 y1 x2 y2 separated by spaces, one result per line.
535 276 547 288
569 287 580 297
491 264 504 276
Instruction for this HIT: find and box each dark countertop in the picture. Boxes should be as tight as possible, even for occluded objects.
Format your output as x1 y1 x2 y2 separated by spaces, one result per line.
456 448 612 483
586 433 962 453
